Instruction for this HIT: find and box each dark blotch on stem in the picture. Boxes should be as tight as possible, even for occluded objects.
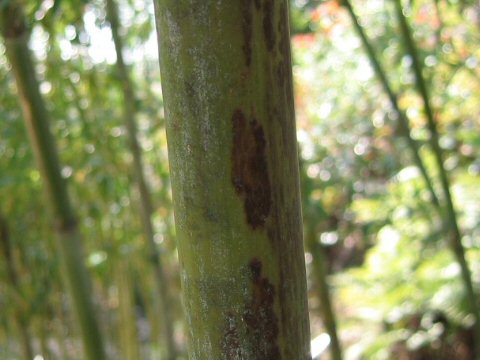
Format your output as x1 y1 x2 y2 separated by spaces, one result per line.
221 312 243 359
241 0 253 66
1 5 27 39
55 218 78 233
262 0 276 51
250 258 263 280
275 61 285 88
277 6 294 109
232 109 272 229
244 258 281 360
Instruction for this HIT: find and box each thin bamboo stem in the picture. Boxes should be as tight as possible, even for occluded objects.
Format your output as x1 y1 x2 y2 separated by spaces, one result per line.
105 0 178 358
0 5 106 360
343 0 442 216
393 0 480 350
305 223 343 360
116 260 141 360
0 214 34 360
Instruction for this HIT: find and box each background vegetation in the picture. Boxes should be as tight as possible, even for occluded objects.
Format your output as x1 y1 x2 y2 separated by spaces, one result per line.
1 0 479 359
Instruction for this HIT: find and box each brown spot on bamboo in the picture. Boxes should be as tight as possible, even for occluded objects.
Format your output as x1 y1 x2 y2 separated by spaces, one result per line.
262 0 276 51
243 258 281 359
221 312 243 359
55 218 78 233
1 6 26 39
231 109 271 229
277 6 294 112
241 0 253 66
275 61 285 88
277 4 288 56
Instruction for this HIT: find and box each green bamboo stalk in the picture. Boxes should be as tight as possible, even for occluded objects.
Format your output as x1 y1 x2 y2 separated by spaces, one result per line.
105 0 178 358
66 76 94 141
153 1 311 358
393 0 480 349
305 224 342 360
300 162 343 360
36 318 53 360
0 214 34 360
0 4 106 360
342 0 442 216
116 259 141 360
135 262 162 357
57 294 72 360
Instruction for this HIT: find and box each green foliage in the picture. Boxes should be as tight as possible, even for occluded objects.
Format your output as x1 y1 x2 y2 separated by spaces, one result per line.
294 0 480 357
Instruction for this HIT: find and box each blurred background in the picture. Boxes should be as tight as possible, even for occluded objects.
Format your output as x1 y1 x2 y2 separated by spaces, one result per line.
1 0 480 359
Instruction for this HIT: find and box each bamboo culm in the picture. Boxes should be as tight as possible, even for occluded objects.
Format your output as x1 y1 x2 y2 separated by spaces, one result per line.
393 0 480 352
105 0 178 357
0 4 106 360
153 1 311 358
342 0 442 216
0 214 34 360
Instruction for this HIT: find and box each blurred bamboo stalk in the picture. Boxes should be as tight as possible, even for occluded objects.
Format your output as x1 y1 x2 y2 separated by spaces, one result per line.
0 4 106 360
393 0 480 352
105 0 178 358
116 259 141 360
305 224 343 360
342 0 442 216
0 214 34 360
